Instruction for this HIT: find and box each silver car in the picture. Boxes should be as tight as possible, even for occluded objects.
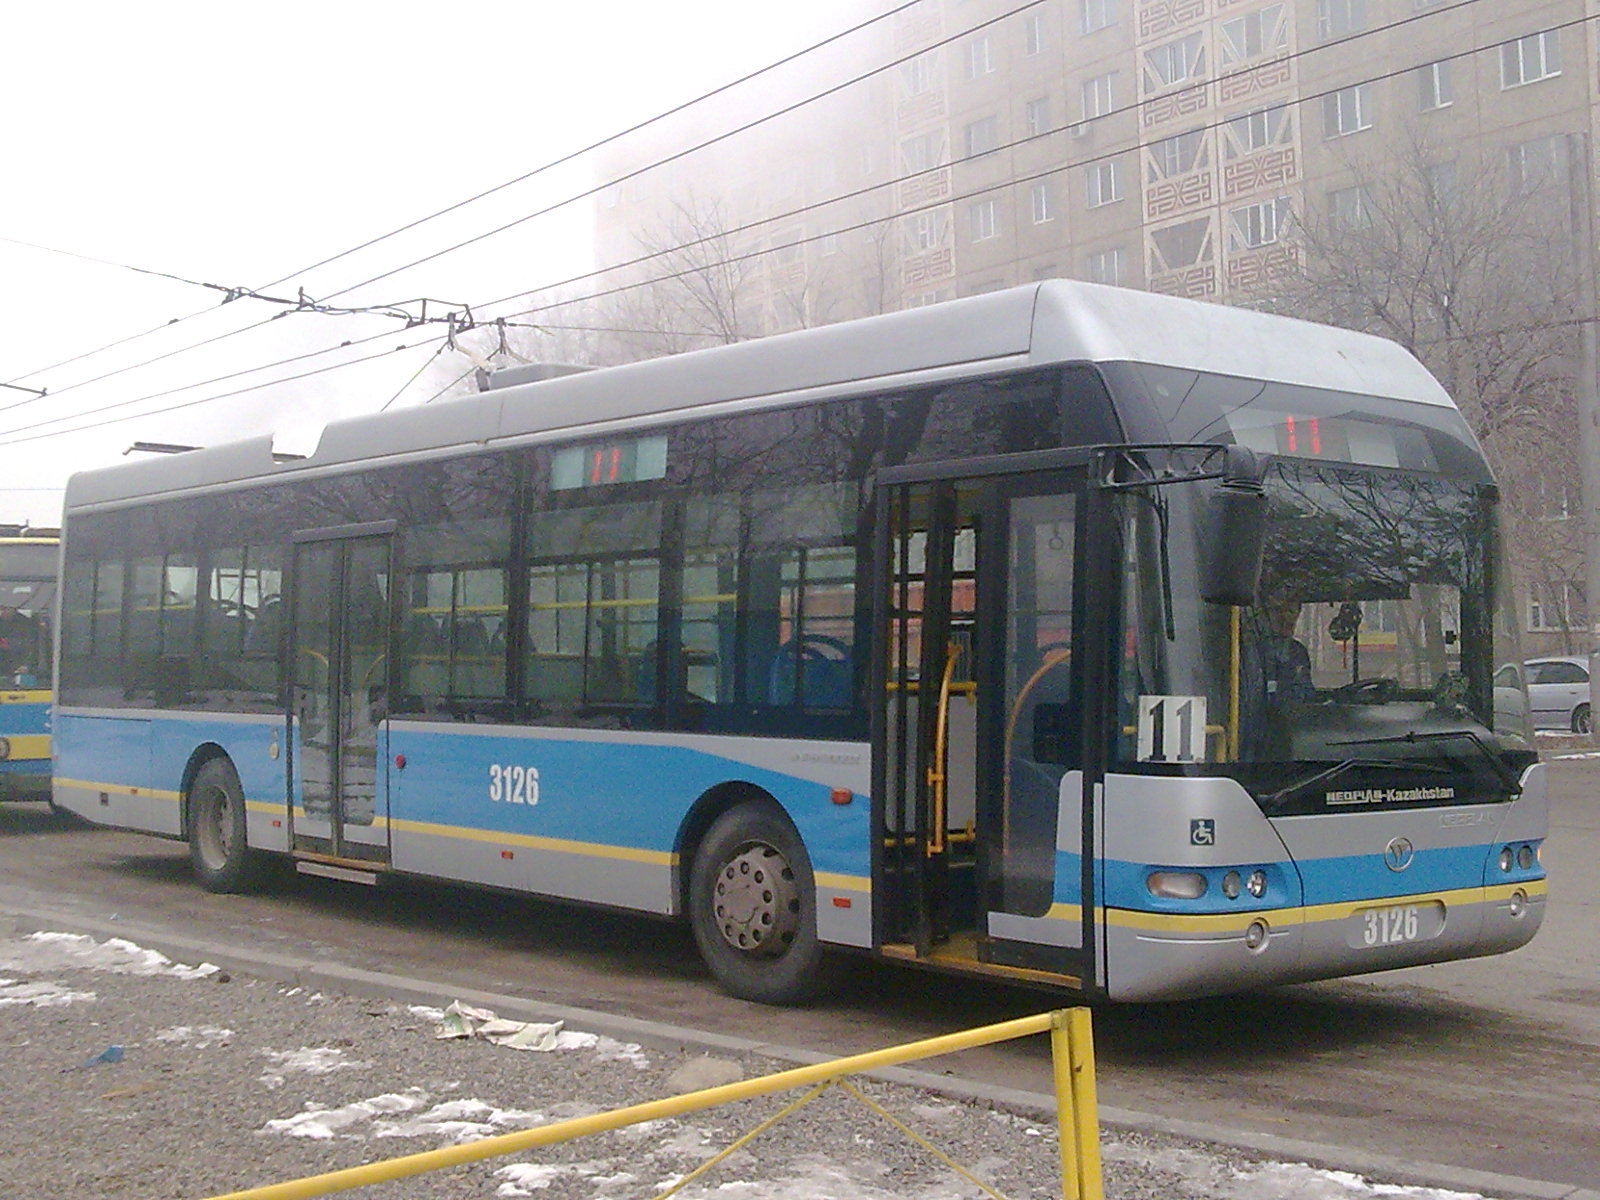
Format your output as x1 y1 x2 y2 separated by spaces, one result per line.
1522 656 1593 734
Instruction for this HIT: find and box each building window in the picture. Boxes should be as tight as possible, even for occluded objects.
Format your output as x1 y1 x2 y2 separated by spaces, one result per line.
904 53 936 96
1144 33 1205 90
1322 84 1372 137
1031 182 1055 224
900 131 945 173
1527 582 1583 633
1317 0 1366 39
1508 135 1564 194
1418 60 1452 110
1327 185 1370 231
1220 4 1286 62
966 36 995 79
819 233 840 257
1025 96 1052 138
1228 106 1290 153
1025 12 1045 55
1230 196 1292 249
964 116 1001 158
1150 129 1205 178
909 212 938 251
1500 30 1560 88
1086 246 1125 285
969 199 999 242
1081 0 1117 34
1081 71 1116 121
1085 160 1122 207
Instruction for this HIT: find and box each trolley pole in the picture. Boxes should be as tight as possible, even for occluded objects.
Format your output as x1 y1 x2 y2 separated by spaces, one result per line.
1567 132 1600 726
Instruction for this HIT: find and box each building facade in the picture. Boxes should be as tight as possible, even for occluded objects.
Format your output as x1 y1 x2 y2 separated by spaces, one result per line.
588 0 1597 654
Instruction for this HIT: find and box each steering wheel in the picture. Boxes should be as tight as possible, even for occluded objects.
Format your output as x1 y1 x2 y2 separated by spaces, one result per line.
1331 677 1397 704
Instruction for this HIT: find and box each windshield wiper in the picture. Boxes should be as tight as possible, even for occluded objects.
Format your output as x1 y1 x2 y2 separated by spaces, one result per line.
1260 756 1443 813
1326 729 1522 797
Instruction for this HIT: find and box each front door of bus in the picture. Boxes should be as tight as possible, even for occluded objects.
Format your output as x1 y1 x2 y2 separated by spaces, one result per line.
878 469 1086 979
290 530 393 866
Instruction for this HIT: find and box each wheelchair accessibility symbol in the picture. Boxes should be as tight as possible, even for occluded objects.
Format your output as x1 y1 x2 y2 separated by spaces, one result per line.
1190 819 1216 846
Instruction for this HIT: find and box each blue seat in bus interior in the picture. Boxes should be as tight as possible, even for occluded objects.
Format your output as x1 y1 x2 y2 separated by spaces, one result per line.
768 636 853 707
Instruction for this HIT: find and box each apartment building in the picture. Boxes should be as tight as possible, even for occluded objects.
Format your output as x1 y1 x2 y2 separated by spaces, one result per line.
589 0 1595 650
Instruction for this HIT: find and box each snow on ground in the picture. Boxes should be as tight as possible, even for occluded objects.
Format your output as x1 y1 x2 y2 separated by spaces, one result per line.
0 929 1504 1200
0 929 218 979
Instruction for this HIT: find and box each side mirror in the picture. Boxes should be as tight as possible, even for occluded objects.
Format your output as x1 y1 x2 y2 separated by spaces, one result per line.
1199 448 1269 606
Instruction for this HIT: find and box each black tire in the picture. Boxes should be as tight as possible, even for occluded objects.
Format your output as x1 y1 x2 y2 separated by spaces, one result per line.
689 801 825 1005
188 757 268 893
1575 704 1592 735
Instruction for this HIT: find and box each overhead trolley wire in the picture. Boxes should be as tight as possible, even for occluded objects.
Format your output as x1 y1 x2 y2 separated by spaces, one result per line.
0 0 1021 438
489 0 1574 334
2 0 1539 445
477 0 1500 324
0 1 918 400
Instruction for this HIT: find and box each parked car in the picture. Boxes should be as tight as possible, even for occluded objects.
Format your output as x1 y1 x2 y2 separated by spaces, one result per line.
1522 656 1593 734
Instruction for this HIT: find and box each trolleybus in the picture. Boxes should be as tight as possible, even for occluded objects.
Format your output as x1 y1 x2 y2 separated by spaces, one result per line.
52 281 1547 1002
0 527 57 801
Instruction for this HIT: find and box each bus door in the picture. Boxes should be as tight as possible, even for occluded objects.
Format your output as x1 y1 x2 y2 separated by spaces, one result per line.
876 466 1088 980
289 528 393 867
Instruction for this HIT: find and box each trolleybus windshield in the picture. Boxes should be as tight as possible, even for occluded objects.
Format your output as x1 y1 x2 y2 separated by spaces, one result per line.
1114 456 1534 814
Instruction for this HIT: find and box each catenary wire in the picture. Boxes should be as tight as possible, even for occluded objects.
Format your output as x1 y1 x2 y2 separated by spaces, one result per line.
4 0 1553 443
0 1 918 396
0 0 1045 431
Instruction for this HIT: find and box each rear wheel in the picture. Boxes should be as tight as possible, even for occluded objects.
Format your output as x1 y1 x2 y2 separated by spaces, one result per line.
689 802 824 1005
188 757 268 893
1574 703 1592 735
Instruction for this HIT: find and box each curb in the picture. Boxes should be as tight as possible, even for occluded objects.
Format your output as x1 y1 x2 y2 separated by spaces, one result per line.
4 902 1594 1200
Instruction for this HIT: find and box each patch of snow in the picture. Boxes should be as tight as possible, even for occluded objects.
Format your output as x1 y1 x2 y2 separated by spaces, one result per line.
155 1025 235 1048
0 932 218 978
0 977 96 1007
262 1089 429 1139
258 1046 369 1088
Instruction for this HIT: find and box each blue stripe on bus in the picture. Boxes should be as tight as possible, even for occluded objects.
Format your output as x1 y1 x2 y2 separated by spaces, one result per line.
387 727 870 878
1093 840 1543 916
55 713 872 880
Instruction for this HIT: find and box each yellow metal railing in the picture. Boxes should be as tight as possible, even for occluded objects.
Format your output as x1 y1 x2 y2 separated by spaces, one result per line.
202 1008 1102 1200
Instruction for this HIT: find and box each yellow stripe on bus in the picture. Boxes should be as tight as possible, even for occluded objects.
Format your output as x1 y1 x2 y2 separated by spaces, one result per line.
54 778 182 803
1095 879 1549 935
0 690 51 705
1 734 50 760
387 816 676 866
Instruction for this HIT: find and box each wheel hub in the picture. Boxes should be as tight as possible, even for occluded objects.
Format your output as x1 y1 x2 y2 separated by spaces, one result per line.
712 842 799 958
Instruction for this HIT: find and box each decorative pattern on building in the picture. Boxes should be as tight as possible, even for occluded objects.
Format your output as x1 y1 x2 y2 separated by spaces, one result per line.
1139 0 1210 40
1226 243 1300 290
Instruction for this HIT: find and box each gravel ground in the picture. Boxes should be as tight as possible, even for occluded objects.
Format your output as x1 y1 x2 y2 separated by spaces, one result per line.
0 928 1290 1200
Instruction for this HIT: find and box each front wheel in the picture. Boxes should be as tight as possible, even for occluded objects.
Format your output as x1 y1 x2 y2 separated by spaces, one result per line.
188 757 268 893
689 802 825 1005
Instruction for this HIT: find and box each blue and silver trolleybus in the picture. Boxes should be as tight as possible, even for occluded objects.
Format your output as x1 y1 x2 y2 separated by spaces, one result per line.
0 528 57 801
52 282 1546 1002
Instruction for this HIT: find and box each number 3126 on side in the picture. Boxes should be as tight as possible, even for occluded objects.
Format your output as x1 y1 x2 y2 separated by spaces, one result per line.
488 764 541 805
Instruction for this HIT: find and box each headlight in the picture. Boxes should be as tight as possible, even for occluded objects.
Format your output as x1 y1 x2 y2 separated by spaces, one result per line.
1517 845 1535 871
1498 847 1514 872
1221 871 1241 899
1147 871 1207 899
0 737 10 760
1247 870 1268 898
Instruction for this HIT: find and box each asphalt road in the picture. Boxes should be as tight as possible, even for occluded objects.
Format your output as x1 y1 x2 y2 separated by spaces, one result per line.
2 752 1597 1195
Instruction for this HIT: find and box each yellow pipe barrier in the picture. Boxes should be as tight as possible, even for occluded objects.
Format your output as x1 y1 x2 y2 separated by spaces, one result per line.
202 1008 1102 1200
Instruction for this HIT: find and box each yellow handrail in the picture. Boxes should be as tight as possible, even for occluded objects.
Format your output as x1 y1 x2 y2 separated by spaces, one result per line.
926 639 962 856
201 1008 1103 1200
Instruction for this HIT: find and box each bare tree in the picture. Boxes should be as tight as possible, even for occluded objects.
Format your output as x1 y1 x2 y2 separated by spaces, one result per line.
1278 130 1584 641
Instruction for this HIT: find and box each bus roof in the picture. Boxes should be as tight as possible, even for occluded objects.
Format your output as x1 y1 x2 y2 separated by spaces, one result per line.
64 280 1453 511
